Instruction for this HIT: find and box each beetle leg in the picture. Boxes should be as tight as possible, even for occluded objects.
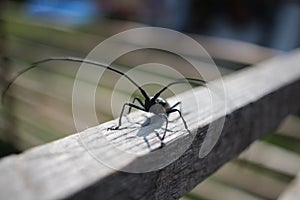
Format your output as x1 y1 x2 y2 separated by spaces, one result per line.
107 103 145 130
128 97 144 114
170 101 181 110
168 101 182 122
167 109 191 134
159 113 169 141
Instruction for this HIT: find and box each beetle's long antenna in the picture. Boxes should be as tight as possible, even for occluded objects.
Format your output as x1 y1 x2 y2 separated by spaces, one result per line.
1 57 150 104
153 78 206 99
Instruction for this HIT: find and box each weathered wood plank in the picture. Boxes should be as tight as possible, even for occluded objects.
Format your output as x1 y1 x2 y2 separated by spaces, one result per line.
239 141 300 176
213 162 288 199
279 172 300 200
277 115 300 139
190 178 264 200
1 49 300 200
191 34 280 64
5 17 278 65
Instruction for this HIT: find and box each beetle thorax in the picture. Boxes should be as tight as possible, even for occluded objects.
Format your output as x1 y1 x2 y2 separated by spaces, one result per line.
148 97 170 115
149 103 166 115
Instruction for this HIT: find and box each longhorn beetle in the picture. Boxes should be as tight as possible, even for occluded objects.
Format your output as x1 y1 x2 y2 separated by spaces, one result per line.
2 57 206 143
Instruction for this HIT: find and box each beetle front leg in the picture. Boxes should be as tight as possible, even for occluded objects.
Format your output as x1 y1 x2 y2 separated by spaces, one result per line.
170 101 181 110
160 113 169 141
167 108 191 134
107 103 145 130
168 101 182 122
128 97 144 114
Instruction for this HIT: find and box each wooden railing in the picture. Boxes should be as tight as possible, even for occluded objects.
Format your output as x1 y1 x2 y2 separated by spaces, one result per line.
0 49 300 200
0 16 279 150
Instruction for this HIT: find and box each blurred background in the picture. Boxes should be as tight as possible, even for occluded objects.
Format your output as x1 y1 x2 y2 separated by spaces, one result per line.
1 0 300 199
